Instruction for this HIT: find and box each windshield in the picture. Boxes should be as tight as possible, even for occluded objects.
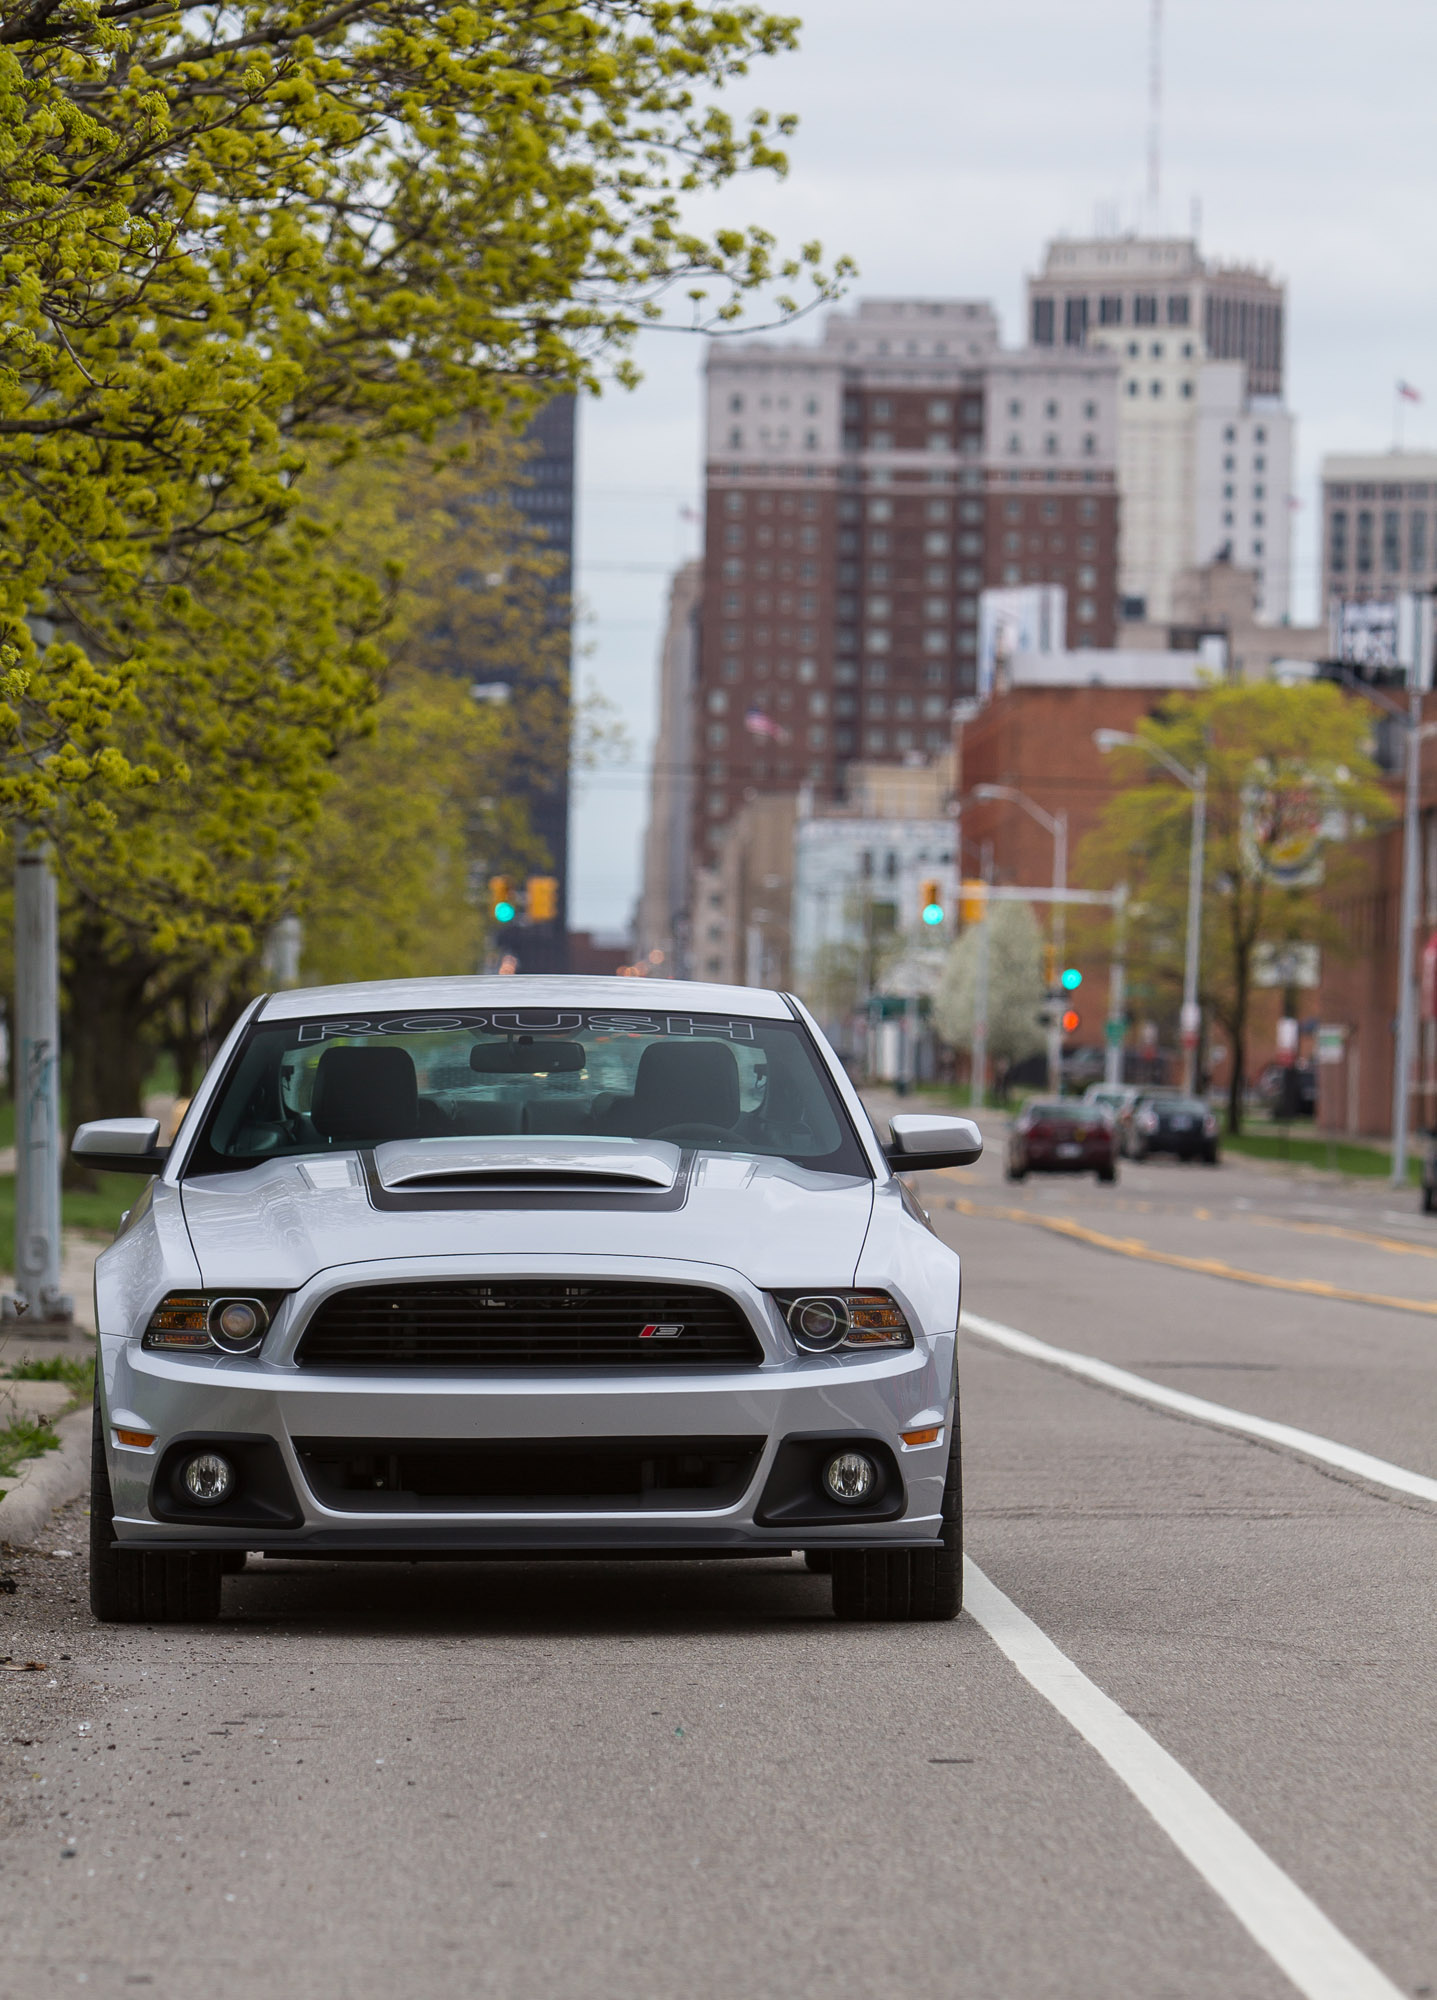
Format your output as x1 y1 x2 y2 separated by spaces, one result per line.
1026 1100 1092 1122
184 1006 870 1178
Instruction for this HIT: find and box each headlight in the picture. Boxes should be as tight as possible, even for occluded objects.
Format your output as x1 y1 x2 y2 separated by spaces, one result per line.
1203 1112 1218 1135
143 1292 283 1355
1137 1110 1158 1132
773 1290 913 1354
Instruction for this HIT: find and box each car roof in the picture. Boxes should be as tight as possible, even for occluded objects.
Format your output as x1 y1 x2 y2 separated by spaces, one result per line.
255 974 796 1023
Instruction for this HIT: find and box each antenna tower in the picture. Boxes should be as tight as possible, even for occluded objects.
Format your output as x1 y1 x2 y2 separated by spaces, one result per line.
1147 0 1163 219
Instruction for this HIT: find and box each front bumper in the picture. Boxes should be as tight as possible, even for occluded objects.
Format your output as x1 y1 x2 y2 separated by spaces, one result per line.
103 1332 954 1558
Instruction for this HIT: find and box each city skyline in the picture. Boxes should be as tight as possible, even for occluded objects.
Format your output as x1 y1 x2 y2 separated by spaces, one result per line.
572 0 1437 933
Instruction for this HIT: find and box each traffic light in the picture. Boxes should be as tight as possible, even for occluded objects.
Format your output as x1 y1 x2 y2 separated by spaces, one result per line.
527 875 558 922
959 879 987 924
488 876 515 924
1043 942 1057 988
1061 966 1083 992
919 878 945 927
1061 1008 1081 1036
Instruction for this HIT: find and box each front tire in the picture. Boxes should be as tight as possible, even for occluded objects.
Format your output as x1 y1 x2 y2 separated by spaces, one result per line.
89 1395 223 1625
1096 1162 1117 1184
831 1432 961 1622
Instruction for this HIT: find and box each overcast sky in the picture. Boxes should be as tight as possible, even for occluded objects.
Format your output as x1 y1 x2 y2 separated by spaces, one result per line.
569 0 1437 933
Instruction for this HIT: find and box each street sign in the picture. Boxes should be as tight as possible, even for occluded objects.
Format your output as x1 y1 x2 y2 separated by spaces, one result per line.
1316 1024 1347 1066
1104 1018 1124 1046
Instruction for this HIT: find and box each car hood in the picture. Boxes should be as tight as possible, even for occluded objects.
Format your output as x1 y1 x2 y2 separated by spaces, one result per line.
177 1144 876 1292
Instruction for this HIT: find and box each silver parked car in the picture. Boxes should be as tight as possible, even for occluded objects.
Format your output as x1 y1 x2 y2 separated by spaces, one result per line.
76 977 980 1625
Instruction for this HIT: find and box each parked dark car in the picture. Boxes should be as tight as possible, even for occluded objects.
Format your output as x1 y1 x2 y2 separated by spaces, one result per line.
1421 1135 1437 1214
1113 1085 1184 1157
1006 1099 1117 1183
1126 1093 1220 1163
1256 1061 1316 1119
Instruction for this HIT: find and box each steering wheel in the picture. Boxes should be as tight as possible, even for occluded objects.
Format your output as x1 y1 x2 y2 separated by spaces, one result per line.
647 1122 737 1147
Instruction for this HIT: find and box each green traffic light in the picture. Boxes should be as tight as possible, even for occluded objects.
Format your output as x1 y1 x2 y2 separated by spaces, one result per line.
921 903 944 926
1061 966 1082 991
493 900 516 923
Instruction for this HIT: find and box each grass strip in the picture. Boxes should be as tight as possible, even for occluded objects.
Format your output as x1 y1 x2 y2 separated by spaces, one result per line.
0 1172 134 1275
1222 1129 1421 1184
0 1354 95 1499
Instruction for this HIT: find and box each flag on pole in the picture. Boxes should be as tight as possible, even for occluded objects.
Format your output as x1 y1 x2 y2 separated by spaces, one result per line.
1398 380 1423 403
744 706 790 743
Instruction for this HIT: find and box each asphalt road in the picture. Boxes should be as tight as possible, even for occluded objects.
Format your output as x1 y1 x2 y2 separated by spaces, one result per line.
2 1122 1435 2000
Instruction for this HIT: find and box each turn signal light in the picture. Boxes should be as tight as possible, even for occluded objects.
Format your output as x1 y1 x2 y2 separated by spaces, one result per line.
114 1427 156 1448
143 1292 283 1355
774 1290 913 1352
900 1425 942 1447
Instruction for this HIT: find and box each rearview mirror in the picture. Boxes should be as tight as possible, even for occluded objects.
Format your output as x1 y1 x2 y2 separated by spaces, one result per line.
884 1113 983 1171
469 1040 586 1075
71 1117 169 1175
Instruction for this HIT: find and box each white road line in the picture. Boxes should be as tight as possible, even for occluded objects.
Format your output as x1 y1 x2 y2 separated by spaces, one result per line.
963 1311 1437 1507
964 1560 1404 2000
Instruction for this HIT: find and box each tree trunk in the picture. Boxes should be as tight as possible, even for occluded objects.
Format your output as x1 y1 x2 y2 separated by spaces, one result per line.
1226 956 1252 1137
63 925 159 1187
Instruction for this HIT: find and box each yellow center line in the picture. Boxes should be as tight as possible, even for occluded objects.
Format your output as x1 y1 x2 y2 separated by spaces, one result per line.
1247 1214 1437 1260
938 1196 1437 1318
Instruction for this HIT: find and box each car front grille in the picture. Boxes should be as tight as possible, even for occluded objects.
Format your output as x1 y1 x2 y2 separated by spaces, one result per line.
294 1280 765 1370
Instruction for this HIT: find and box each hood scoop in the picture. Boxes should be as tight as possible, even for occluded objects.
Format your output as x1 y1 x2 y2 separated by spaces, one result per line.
370 1137 682 1195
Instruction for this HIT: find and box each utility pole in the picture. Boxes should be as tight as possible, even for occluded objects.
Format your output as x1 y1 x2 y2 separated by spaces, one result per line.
971 785 1067 1092
1392 673 1424 1185
5 840 72 1325
1105 886 1129 1087
1334 599 1437 1185
1095 731 1206 1095
1179 771 1207 1095
970 841 992 1110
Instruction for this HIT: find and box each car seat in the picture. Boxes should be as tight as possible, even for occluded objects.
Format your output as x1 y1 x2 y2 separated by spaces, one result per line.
600 1041 740 1138
310 1045 422 1145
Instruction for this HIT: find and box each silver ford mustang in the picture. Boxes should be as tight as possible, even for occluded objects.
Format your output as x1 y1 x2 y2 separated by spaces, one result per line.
75 976 981 1625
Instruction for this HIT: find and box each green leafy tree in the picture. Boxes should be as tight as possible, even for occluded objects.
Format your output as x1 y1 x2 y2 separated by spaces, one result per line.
1081 681 1392 1132
932 899 1045 1076
0 0 849 815
52 430 561 1134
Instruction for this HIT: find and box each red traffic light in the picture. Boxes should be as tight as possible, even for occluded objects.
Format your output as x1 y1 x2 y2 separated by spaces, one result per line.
1061 1008 1081 1035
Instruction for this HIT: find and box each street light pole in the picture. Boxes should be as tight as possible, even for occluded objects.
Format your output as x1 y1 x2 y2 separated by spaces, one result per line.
1392 675 1423 1186
5 839 72 1325
1179 768 1207 1096
972 784 1067 1093
1334 638 1437 1186
970 840 992 1110
1095 731 1206 1095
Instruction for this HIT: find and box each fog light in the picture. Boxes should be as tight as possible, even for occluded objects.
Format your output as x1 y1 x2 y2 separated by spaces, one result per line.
823 1450 879 1505
181 1451 235 1505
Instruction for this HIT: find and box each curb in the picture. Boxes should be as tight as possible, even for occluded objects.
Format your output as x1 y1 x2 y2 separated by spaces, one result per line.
0 1407 90 1547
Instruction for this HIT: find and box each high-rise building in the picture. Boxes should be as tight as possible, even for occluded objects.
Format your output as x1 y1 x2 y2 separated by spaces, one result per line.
694 298 1120 866
1027 236 1292 623
634 559 702 976
507 394 576 972
1320 453 1437 613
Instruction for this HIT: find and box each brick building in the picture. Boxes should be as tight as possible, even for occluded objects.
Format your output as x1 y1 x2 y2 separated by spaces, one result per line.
955 652 1206 1063
694 298 1120 871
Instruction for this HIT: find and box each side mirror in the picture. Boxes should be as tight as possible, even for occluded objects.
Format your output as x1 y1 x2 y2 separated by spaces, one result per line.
71 1118 169 1175
884 1112 983 1171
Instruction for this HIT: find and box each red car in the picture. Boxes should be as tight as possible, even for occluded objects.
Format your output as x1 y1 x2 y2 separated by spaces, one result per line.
1006 1099 1117 1184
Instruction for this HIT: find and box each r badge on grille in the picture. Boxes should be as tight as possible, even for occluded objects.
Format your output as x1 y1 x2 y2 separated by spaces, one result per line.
639 1322 684 1339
